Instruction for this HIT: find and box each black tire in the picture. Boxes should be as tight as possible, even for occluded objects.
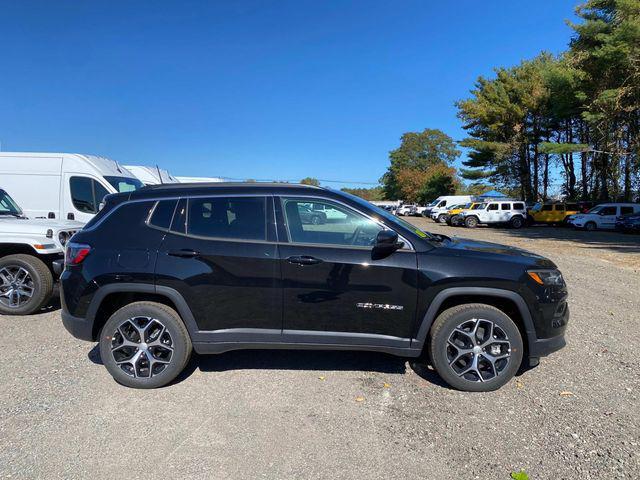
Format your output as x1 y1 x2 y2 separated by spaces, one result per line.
449 214 460 226
428 304 523 392
585 221 597 232
0 254 53 315
464 216 479 228
311 215 321 225
510 216 524 229
437 214 448 224
99 301 192 389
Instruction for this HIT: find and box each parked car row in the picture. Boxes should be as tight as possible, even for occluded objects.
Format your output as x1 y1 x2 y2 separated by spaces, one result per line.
421 197 640 233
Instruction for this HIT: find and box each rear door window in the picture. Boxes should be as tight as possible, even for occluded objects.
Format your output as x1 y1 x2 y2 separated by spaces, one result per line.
501 203 510 210
186 196 266 241
513 203 525 211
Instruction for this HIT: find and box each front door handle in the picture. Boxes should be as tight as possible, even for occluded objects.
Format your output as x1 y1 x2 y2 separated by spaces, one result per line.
287 255 323 266
167 249 200 258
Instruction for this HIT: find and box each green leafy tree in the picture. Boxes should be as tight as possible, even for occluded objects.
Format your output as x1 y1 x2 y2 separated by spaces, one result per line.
341 186 385 201
300 177 320 186
381 128 460 200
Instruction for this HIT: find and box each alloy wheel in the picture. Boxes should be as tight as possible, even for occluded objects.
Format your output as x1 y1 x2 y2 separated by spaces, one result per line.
110 316 174 378
0 266 35 309
447 318 511 382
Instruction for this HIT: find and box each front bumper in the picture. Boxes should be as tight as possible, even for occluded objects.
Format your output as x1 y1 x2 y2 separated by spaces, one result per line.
528 332 566 358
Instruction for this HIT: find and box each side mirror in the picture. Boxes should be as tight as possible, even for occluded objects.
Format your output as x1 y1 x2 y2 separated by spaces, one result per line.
373 230 403 255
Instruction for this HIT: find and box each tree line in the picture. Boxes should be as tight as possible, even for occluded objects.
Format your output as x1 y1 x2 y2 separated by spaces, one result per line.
376 0 639 204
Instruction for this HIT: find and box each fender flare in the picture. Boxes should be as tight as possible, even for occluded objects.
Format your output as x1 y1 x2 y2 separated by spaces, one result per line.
86 283 201 340
411 287 537 352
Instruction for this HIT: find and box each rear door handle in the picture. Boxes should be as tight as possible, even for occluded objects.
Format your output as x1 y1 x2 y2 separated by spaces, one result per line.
167 249 200 258
287 255 323 266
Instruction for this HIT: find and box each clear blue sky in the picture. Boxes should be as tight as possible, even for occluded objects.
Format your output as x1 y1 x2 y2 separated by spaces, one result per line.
1 1 579 188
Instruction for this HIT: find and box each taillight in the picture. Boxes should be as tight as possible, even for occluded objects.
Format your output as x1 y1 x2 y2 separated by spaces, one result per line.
66 242 92 265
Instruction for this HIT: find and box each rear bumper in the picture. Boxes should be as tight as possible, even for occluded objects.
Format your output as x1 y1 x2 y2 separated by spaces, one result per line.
61 309 95 341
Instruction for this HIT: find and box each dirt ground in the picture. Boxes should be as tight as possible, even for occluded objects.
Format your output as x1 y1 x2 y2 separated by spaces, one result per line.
0 219 638 479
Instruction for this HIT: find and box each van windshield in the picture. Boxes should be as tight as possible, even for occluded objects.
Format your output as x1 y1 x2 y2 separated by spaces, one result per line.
105 176 144 193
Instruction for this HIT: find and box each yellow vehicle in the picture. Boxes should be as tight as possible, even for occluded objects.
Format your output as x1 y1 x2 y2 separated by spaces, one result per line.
447 202 482 226
527 202 581 225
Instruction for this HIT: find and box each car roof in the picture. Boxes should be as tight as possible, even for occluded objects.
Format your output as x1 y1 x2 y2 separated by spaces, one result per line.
129 182 325 199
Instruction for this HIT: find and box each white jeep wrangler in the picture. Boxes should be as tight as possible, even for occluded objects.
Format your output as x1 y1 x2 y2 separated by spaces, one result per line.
0 189 81 315
462 200 527 229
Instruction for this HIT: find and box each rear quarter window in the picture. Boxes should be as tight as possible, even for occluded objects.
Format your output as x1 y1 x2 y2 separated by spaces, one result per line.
148 200 178 230
513 203 525 210
90 201 156 245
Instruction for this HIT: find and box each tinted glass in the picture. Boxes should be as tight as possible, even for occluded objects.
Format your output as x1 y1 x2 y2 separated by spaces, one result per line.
513 203 525 210
283 198 383 247
555 205 565 211
542 205 553 211
170 199 187 234
620 206 634 216
94 182 110 207
187 197 266 240
70 177 97 213
488 203 498 211
601 206 617 215
566 204 578 210
149 200 177 230
501 203 510 210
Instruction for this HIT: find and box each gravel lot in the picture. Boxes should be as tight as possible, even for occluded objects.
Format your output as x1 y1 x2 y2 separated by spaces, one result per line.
1 220 638 479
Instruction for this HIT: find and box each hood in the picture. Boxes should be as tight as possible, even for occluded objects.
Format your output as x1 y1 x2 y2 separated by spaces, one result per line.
0 216 83 235
440 237 556 268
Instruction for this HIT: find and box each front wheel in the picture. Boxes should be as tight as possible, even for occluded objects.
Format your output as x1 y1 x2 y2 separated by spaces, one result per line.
464 216 479 228
428 304 523 392
0 254 53 315
437 214 448 224
100 302 193 389
585 221 597 232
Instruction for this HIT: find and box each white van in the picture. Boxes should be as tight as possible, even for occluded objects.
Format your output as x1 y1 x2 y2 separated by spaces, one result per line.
428 195 475 222
569 203 640 231
0 152 144 224
176 176 226 183
125 165 178 185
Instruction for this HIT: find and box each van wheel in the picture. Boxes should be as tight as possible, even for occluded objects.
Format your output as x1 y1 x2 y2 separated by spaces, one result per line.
428 304 523 392
585 221 597 232
464 216 479 228
0 254 53 315
510 216 524 229
99 302 192 389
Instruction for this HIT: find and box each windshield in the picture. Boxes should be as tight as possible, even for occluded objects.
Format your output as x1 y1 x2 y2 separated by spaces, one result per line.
104 176 144 193
0 190 23 216
587 205 603 214
338 190 435 240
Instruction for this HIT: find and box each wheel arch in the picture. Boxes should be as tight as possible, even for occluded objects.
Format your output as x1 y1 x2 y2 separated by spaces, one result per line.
87 284 199 341
412 287 536 355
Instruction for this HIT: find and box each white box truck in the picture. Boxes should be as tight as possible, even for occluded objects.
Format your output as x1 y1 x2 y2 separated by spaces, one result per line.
0 152 144 224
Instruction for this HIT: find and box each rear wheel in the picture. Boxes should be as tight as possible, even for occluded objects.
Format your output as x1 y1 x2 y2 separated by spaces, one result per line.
464 216 479 228
437 214 448 224
428 304 523 392
585 221 597 232
100 302 192 389
0 254 53 315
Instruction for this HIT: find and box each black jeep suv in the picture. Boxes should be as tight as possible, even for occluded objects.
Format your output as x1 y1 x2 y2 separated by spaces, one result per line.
61 183 568 391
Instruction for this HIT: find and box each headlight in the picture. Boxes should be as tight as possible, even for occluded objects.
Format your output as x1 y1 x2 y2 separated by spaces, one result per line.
527 269 565 287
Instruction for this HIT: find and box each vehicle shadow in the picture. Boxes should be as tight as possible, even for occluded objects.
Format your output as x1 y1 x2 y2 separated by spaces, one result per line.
88 345 460 390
